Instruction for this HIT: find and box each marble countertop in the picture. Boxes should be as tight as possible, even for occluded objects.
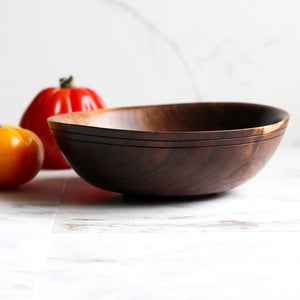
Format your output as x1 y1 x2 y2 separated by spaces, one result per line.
0 147 299 299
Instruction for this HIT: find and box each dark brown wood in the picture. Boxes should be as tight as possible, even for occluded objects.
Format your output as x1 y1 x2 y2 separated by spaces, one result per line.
48 102 289 197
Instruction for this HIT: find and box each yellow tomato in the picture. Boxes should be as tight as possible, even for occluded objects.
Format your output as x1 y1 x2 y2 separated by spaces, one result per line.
0 125 44 187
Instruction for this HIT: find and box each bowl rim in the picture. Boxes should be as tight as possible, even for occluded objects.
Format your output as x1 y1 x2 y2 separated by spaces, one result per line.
47 102 290 141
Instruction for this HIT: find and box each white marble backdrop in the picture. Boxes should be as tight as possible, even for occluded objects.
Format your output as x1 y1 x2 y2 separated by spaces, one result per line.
0 0 299 146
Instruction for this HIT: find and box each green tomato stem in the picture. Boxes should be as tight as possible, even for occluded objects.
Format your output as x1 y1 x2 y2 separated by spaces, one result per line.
59 75 74 89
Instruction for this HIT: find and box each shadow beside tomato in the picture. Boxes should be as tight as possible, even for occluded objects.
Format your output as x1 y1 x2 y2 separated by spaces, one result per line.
0 174 224 206
0 175 115 205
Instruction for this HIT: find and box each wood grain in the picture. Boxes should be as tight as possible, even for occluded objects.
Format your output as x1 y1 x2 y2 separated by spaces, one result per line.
48 102 289 196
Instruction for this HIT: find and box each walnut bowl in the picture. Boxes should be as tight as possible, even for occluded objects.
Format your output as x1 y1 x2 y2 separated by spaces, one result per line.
48 102 289 197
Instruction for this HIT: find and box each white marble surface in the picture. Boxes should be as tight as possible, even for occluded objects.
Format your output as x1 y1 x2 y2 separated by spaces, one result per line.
0 147 299 299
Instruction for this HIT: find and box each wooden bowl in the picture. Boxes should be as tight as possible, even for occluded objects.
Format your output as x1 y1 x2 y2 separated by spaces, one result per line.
48 102 289 197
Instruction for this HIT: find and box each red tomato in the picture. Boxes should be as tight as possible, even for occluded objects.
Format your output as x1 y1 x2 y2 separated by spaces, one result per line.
20 76 107 169
0 125 44 187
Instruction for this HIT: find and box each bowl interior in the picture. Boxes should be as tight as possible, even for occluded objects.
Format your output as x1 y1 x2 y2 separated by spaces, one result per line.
49 102 288 133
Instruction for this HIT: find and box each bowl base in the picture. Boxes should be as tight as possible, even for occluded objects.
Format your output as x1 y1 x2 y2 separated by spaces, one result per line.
122 192 222 201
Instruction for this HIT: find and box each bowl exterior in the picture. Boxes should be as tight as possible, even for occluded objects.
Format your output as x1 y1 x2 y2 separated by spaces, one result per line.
52 133 284 196
48 101 289 197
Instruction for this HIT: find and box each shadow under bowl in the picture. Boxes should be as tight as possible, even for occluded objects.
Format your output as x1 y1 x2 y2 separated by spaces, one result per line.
48 102 289 197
